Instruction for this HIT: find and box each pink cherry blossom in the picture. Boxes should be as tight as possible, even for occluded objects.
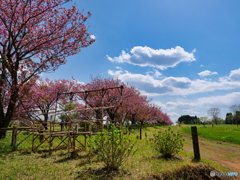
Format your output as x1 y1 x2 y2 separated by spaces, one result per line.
0 0 95 138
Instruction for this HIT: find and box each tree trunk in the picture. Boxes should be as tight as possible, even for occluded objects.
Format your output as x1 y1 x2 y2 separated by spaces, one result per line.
0 130 7 139
42 114 48 130
0 118 11 139
96 110 102 132
42 122 48 130
131 117 136 125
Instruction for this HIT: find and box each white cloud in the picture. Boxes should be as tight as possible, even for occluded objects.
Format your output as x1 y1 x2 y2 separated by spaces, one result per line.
90 34 96 40
154 92 240 114
183 109 200 114
229 68 240 81
167 112 180 117
108 68 240 96
116 66 122 69
153 101 168 110
72 79 85 85
139 90 161 97
197 92 240 107
198 70 218 77
154 69 162 78
107 46 196 70
108 70 174 94
200 65 204 67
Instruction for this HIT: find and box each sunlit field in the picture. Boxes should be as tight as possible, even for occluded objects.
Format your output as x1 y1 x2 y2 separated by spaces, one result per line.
181 124 240 144
0 125 235 180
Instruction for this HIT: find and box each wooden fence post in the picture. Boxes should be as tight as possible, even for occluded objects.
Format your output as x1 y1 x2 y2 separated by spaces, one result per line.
75 124 78 133
140 127 142 140
39 126 44 143
39 131 44 143
191 126 201 161
11 126 17 150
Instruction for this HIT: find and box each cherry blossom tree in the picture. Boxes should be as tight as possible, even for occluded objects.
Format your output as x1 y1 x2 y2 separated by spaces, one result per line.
10 76 39 126
136 104 156 125
75 76 151 127
74 76 124 129
123 90 151 125
76 76 173 126
147 105 173 125
13 77 79 129
0 0 95 138
160 112 173 125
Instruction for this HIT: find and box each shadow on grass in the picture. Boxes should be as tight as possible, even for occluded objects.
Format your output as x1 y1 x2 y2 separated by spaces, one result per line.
152 126 161 129
143 164 237 180
191 158 201 163
157 154 183 161
75 167 129 180
0 149 16 158
141 154 183 162
55 150 90 164
55 156 72 163
19 150 32 156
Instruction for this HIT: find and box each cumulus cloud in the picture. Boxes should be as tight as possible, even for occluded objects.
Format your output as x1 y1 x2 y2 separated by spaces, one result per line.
108 68 240 96
183 109 200 114
108 70 192 95
107 46 196 70
90 34 96 40
167 112 180 117
108 70 173 94
200 65 204 67
154 69 162 78
198 70 218 77
162 77 191 89
139 90 164 97
229 68 240 81
154 92 240 113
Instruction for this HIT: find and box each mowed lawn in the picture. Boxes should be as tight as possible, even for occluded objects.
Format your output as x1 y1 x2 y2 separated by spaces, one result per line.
181 124 240 144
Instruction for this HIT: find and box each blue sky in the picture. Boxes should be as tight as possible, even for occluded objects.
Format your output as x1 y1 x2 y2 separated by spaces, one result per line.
41 0 240 124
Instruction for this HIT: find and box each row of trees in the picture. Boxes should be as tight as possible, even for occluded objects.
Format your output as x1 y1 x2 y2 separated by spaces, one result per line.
8 76 173 133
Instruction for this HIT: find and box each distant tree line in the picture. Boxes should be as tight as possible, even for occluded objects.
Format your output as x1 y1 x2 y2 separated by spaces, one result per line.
177 104 240 126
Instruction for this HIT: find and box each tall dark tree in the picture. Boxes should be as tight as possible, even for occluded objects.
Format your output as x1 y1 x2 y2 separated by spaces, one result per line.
229 104 240 125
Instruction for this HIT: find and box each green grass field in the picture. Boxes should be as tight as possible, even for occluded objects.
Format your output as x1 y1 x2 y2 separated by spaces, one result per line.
181 124 240 144
0 125 235 179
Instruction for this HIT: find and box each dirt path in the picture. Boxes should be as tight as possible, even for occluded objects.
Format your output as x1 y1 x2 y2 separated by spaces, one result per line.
183 133 240 179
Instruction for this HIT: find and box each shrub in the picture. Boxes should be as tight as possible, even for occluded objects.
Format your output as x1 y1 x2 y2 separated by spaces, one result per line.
87 124 138 170
146 127 185 158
